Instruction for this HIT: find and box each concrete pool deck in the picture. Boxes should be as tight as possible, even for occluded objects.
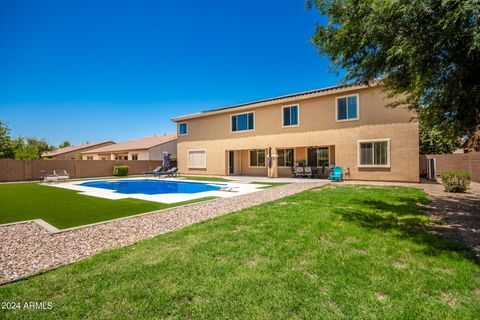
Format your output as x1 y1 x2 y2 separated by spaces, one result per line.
44 177 270 204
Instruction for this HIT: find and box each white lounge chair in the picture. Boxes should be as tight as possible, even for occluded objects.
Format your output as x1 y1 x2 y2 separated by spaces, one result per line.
220 186 239 192
54 170 70 182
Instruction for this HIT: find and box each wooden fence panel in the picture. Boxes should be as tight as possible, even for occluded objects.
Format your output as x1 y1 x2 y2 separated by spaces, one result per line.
0 160 163 182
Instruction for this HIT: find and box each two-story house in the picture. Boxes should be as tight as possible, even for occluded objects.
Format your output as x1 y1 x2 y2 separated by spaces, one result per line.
172 82 419 182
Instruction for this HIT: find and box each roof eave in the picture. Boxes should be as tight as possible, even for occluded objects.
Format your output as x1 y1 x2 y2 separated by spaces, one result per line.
81 139 176 154
42 141 114 157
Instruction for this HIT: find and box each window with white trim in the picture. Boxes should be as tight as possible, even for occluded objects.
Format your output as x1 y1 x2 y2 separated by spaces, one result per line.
283 105 299 126
278 149 294 167
188 150 206 168
249 149 265 167
232 112 254 132
359 140 389 166
337 94 359 121
179 122 187 135
131 154 138 160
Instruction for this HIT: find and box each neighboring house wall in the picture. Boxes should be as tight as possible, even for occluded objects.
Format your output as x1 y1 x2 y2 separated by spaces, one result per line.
149 140 177 160
82 150 149 160
128 150 150 160
175 86 419 182
81 141 177 161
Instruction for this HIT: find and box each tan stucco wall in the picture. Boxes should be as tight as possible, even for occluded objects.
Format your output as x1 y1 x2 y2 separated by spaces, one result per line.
177 87 411 142
149 140 177 160
175 86 419 182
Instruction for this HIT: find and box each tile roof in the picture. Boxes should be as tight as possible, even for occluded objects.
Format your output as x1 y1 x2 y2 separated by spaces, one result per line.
171 81 381 121
82 134 177 154
42 141 113 157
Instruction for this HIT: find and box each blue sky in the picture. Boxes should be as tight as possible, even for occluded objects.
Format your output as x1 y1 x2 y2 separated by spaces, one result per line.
0 0 343 146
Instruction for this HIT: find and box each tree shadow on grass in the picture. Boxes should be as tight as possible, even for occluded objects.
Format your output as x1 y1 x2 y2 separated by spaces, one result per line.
334 197 479 263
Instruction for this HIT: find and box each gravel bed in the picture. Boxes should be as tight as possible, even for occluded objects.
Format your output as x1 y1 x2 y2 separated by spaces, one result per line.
0 182 321 284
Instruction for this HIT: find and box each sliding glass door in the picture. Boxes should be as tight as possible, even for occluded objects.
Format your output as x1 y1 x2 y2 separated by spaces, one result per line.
307 147 329 167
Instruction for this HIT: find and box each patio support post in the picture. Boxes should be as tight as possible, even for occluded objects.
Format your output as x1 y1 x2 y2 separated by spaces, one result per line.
268 147 279 178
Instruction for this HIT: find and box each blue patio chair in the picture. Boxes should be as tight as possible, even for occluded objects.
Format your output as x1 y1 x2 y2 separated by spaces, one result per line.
329 166 343 182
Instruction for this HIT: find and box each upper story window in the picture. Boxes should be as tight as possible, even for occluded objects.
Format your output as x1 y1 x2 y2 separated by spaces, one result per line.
179 122 188 135
231 112 254 132
336 94 359 121
282 105 299 127
358 139 390 167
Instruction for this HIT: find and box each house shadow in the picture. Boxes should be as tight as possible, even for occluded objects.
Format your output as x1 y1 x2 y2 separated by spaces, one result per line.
334 196 479 263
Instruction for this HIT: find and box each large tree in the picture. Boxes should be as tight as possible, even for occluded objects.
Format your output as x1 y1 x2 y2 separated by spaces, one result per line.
309 0 480 141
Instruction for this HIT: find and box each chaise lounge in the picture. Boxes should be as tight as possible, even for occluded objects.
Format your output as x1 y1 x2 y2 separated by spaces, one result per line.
155 167 178 178
142 166 164 176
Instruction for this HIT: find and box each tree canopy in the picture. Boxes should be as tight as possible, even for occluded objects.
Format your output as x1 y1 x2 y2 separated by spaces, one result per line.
59 141 71 148
0 121 55 159
310 0 480 141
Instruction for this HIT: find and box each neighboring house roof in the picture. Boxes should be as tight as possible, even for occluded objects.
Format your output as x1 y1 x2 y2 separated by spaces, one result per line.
42 141 114 157
82 134 177 154
172 81 382 121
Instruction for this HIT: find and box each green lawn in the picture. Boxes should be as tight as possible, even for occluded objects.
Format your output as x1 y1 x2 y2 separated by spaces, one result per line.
1 185 478 319
0 183 216 229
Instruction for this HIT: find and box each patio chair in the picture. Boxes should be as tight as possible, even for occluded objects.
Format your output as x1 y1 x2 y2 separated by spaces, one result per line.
142 166 163 176
304 166 313 178
293 166 304 178
329 166 343 182
43 173 59 183
53 170 70 182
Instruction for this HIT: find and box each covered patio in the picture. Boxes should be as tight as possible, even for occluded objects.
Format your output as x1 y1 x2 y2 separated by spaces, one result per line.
225 145 336 178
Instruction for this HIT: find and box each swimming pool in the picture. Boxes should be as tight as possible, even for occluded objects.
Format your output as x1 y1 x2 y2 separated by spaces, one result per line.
80 179 223 195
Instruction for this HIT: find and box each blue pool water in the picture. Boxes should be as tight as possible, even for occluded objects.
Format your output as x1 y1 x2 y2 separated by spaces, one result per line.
80 179 223 195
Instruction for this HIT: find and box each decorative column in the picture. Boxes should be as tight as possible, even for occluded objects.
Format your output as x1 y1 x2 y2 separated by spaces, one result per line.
267 147 279 178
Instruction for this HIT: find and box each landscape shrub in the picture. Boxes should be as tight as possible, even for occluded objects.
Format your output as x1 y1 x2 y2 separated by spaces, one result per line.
440 171 471 192
113 165 129 176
